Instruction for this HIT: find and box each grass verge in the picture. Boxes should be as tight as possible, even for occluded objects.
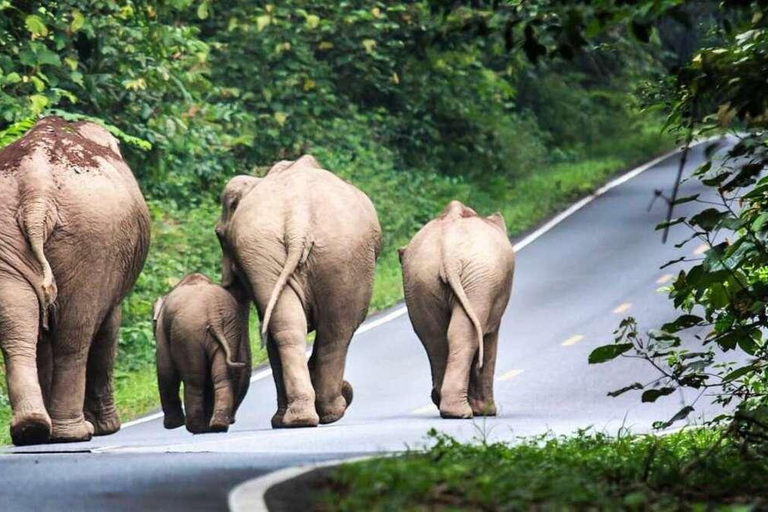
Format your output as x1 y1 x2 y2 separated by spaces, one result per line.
0 126 673 445
315 428 768 510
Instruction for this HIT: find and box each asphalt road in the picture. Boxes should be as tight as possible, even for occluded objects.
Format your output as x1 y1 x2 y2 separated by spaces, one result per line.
0 140 736 511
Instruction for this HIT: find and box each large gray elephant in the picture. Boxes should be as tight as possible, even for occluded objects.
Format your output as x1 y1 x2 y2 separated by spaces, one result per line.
399 200 515 419
216 155 381 428
0 117 150 445
153 273 251 433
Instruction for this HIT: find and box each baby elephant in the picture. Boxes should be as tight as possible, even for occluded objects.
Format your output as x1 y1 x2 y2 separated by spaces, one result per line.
153 273 251 433
400 201 515 419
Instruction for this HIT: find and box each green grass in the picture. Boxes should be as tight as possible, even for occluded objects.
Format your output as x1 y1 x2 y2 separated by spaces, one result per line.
0 124 673 445
317 428 768 510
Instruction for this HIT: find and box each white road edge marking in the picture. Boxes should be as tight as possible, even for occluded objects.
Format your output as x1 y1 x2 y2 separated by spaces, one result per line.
124 138 717 431
229 456 380 512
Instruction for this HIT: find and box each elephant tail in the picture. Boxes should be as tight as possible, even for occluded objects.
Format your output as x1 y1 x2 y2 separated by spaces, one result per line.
17 165 58 331
207 324 246 368
441 261 485 369
260 236 312 339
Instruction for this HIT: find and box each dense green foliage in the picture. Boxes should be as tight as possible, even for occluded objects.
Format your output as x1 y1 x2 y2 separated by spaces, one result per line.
589 0 768 438
319 428 768 510
0 1 675 442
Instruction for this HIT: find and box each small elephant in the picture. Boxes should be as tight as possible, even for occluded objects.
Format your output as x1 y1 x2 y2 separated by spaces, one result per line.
153 273 251 433
216 155 381 428
399 200 515 419
0 117 150 445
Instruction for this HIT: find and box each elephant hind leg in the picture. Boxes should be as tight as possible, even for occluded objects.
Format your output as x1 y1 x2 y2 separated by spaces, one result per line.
208 350 234 432
309 320 355 425
469 331 499 417
182 355 210 434
84 307 121 436
267 289 318 429
439 305 478 419
0 279 51 445
48 323 96 443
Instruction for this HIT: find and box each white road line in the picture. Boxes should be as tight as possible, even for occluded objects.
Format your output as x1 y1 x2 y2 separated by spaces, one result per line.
124 140 714 430
411 404 436 415
496 369 524 382
561 334 584 347
612 302 632 314
693 243 709 255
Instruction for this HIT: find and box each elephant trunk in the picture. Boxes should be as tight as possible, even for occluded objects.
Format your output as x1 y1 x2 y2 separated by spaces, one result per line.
207 324 245 368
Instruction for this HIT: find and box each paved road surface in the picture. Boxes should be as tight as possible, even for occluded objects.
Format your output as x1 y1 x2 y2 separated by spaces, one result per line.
0 141 735 511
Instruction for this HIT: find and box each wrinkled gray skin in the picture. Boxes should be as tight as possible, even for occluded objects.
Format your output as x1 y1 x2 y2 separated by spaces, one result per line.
216 155 381 428
153 273 251 434
399 200 515 419
0 117 150 445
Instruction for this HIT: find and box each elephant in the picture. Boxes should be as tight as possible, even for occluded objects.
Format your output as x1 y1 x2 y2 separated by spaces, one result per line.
399 200 515 419
153 273 251 433
216 155 381 428
0 117 150 445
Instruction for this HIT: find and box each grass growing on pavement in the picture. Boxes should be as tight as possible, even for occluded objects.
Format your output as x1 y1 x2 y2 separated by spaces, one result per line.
317 428 768 510
0 126 672 446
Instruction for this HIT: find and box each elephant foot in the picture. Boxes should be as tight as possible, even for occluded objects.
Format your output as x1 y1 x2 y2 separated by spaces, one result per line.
85 408 121 436
51 417 94 443
271 401 319 429
318 395 347 425
439 399 473 419
185 418 209 434
469 398 497 417
208 411 231 433
341 380 354 408
163 412 185 430
11 409 52 446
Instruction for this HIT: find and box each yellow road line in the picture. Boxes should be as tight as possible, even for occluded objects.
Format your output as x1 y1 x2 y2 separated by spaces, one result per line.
693 243 709 255
561 334 584 347
656 273 674 284
612 302 632 314
412 404 436 415
496 369 524 382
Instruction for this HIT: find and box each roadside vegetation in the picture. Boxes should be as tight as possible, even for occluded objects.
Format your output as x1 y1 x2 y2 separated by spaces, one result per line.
319 428 768 510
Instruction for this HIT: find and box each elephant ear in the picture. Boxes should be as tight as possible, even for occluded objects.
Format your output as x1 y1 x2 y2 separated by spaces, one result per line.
397 246 407 264
487 212 507 234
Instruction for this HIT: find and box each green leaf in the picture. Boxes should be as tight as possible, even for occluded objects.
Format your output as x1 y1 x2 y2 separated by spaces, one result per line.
29 94 48 114
641 387 675 403
30 75 45 92
197 2 209 20
607 382 643 397
70 11 85 33
654 406 694 429
661 314 704 333
588 343 633 364
25 15 48 37
656 217 685 230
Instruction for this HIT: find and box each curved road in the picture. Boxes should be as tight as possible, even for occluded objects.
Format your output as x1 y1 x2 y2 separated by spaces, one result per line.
0 141 732 511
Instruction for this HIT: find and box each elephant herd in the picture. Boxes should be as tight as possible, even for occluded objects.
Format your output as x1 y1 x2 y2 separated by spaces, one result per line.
0 117 515 446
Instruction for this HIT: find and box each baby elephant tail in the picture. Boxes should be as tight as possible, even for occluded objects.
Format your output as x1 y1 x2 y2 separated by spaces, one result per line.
207 324 246 368
441 262 485 369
